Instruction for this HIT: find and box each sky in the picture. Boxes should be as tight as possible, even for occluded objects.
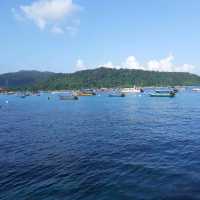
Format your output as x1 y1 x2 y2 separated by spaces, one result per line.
1 0 200 74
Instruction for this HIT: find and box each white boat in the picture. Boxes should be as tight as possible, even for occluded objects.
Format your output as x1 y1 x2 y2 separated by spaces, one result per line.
192 88 200 92
121 86 143 93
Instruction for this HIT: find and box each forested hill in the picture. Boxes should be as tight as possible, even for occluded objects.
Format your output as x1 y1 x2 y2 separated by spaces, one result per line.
0 70 55 89
1 67 200 90
33 67 200 90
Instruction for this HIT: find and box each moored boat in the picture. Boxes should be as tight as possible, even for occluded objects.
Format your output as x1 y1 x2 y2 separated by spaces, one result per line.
150 90 176 97
77 89 96 96
78 92 94 96
121 86 143 93
171 87 179 93
18 92 30 98
108 93 125 97
20 95 27 99
192 88 200 92
59 95 79 100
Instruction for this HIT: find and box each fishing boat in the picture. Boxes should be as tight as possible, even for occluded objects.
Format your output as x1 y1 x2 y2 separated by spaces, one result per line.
108 93 125 97
78 92 94 96
78 89 96 96
59 95 79 100
19 92 30 98
192 88 200 92
171 87 179 93
121 86 143 93
20 95 27 99
150 90 176 97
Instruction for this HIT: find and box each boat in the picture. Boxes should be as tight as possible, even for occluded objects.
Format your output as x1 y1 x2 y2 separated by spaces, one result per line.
78 92 94 96
150 90 176 97
155 90 175 94
108 93 126 97
19 92 30 98
6 91 16 95
59 95 79 100
171 87 179 93
121 86 143 93
150 93 175 97
78 89 96 96
192 88 200 92
20 95 27 99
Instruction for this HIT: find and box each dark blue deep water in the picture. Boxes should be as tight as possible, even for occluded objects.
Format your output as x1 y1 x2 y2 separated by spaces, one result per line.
1 91 200 200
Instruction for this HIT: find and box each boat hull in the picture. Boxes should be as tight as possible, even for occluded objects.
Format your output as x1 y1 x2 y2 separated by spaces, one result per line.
109 93 125 97
150 93 175 97
59 96 79 100
78 93 94 96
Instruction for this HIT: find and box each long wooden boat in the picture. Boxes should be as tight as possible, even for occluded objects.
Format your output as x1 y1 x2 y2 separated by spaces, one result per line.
78 92 94 96
108 93 125 97
77 89 96 96
59 95 79 100
150 92 175 97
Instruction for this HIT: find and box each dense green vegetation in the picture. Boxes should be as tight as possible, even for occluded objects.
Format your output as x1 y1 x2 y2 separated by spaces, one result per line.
0 70 54 90
35 67 200 90
1 67 200 90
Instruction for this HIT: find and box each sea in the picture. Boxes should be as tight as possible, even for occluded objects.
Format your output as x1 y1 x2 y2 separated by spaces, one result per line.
1 89 200 200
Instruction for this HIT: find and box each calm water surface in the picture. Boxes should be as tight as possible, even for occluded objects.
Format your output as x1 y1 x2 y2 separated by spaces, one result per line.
1 91 200 200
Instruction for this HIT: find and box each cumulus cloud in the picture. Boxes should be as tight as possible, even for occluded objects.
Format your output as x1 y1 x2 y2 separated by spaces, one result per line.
147 54 174 71
75 59 87 71
146 54 196 73
97 54 197 74
123 56 143 70
13 0 81 34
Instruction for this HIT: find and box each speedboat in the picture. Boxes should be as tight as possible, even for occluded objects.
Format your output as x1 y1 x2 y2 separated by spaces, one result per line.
121 86 143 93
192 88 200 92
150 90 176 97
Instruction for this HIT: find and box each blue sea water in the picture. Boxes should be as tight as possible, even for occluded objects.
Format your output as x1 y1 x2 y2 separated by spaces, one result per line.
1 90 200 200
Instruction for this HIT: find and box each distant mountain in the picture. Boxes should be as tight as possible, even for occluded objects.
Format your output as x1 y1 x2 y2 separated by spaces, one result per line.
35 67 200 90
0 70 55 89
1 67 200 90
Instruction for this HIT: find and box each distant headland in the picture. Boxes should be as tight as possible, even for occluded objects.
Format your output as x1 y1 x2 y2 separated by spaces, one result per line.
0 67 200 91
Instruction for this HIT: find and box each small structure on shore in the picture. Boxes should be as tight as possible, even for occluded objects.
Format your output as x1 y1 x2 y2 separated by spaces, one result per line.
0 87 10 94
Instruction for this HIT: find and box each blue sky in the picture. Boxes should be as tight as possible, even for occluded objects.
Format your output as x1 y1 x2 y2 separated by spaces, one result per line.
0 0 200 74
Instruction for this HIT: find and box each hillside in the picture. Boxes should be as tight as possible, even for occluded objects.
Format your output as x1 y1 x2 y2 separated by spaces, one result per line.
35 67 200 90
0 70 55 89
1 67 200 90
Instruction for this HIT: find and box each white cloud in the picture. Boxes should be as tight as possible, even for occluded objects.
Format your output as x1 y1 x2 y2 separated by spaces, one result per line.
147 54 174 71
75 59 87 71
123 56 143 70
14 0 81 34
146 54 196 73
96 54 197 74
